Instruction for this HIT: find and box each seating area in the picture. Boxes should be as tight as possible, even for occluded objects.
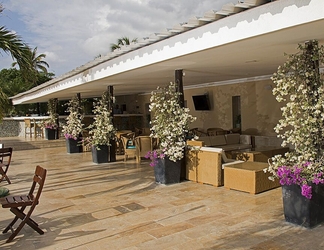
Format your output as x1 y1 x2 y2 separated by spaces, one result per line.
186 133 289 193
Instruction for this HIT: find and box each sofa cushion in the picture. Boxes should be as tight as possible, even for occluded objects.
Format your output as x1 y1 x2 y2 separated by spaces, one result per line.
198 136 212 146
225 134 240 145
209 135 227 146
240 135 252 145
200 147 222 153
221 144 252 151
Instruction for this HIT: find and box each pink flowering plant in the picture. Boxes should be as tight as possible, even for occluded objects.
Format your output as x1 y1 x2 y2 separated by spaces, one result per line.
62 95 84 140
145 82 196 166
266 40 324 199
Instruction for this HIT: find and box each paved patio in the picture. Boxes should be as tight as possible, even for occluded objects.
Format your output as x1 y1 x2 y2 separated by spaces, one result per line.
0 146 324 249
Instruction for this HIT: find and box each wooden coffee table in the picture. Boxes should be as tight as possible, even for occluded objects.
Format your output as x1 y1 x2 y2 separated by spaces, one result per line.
224 161 280 194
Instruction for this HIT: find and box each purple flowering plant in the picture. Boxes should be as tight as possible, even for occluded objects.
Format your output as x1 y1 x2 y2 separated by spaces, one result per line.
276 161 324 199
145 150 165 167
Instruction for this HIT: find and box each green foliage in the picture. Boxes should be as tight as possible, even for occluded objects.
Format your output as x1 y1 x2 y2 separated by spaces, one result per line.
84 91 116 148
267 40 324 181
62 95 84 140
110 37 138 52
150 82 196 162
0 68 53 117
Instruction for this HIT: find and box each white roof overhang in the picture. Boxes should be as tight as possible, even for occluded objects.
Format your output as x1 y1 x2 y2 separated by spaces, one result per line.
11 0 324 104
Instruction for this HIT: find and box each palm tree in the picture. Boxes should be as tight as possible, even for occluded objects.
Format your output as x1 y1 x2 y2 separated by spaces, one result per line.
12 47 50 115
110 37 138 52
12 47 49 78
0 4 32 121
0 5 31 70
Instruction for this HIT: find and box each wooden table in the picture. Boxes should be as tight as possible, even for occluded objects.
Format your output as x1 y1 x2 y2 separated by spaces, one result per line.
224 161 280 194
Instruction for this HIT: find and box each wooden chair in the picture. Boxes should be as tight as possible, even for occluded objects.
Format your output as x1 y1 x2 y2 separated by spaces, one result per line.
0 148 13 184
24 119 35 138
135 136 154 164
0 165 47 243
34 120 44 138
121 133 136 162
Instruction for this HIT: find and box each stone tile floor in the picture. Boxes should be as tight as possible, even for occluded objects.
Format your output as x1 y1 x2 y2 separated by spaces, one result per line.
0 146 324 249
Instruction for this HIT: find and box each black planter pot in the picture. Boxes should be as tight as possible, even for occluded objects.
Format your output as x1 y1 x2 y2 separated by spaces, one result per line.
91 145 109 164
282 184 324 228
66 138 82 154
45 128 57 140
154 157 181 184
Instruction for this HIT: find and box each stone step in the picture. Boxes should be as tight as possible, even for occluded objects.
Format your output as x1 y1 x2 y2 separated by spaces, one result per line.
0 137 66 151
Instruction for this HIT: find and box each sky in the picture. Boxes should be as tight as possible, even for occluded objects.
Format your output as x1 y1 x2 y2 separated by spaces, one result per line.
1 0 230 77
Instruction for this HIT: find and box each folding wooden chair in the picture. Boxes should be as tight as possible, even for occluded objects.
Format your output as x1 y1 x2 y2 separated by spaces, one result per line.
0 147 13 184
0 165 47 243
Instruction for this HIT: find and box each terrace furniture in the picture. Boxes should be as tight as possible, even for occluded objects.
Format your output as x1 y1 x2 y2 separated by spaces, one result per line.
185 146 243 186
24 119 35 138
224 161 280 194
231 147 289 162
135 136 154 164
0 166 47 243
0 147 13 184
121 133 137 162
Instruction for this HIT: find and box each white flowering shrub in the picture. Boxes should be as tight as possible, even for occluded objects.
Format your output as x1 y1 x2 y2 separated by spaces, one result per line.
43 98 58 129
62 95 84 140
84 91 116 148
149 82 196 163
267 40 324 199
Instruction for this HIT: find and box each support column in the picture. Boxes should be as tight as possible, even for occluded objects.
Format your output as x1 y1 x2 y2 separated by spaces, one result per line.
175 69 184 108
53 98 59 139
175 69 186 180
108 86 116 162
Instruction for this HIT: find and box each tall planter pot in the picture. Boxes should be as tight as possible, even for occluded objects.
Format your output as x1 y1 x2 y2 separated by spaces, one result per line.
154 157 181 184
45 128 57 140
282 184 324 228
91 145 109 164
66 138 83 154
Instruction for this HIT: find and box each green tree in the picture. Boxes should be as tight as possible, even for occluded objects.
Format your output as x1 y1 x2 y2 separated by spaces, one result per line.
0 4 33 121
110 37 138 52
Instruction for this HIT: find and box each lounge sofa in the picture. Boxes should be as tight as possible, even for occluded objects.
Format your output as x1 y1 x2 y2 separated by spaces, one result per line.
186 146 243 186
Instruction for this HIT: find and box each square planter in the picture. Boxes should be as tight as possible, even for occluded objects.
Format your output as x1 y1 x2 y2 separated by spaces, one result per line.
66 138 83 154
282 184 324 228
155 157 181 184
45 128 57 140
91 145 109 164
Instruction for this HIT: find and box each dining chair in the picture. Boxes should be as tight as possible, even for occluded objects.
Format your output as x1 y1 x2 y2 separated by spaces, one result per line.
34 119 44 138
135 136 154 164
0 165 47 243
0 147 13 184
24 119 35 138
121 133 136 162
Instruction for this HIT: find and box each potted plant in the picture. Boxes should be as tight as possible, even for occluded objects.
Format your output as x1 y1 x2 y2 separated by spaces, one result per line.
266 40 324 228
62 95 84 153
146 82 196 184
43 98 58 140
84 91 116 164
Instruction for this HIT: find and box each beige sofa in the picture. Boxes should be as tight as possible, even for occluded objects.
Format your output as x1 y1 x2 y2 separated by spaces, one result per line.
186 146 243 186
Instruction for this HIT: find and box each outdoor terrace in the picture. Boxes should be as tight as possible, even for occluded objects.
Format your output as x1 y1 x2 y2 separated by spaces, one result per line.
0 139 323 249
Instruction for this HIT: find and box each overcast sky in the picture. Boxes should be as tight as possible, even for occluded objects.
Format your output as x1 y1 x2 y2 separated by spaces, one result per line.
1 0 230 77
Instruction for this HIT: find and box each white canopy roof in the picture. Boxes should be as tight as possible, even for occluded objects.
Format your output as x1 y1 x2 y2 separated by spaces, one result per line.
11 0 324 104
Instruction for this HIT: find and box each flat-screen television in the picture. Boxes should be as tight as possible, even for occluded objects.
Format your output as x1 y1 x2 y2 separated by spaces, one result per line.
192 94 210 110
